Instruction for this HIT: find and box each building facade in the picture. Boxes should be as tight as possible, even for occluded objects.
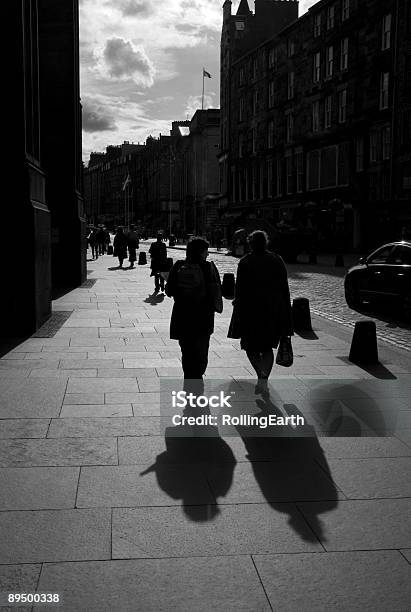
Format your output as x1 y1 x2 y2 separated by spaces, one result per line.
83 110 221 238
219 0 411 250
3 0 85 337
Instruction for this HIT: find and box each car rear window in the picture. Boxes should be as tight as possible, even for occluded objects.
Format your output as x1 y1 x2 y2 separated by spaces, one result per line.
389 246 411 265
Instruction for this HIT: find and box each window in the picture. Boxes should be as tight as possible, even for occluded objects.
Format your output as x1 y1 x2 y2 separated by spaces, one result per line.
382 14 391 50
389 246 411 265
268 81 275 108
341 0 349 21
338 142 349 185
286 153 293 194
286 113 294 143
288 72 295 100
338 89 347 123
314 14 321 37
276 159 283 196
287 39 295 57
321 146 337 187
239 134 244 158
313 52 321 82
268 120 275 148
312 100 320 132
327 5 335 29
239 98 245 122
324 95 332 128
253 89 259 115
268 48 277 70
382 125 391 159
380 72 389 109
296 150 304 193
307 150 320 190
355 137 364 171
325 46 334 78
239 67 244 86
252 127 257 154
369 129 379 162
368 246 394 264
267 160 273 197
340 38 348 70
253 58 258 79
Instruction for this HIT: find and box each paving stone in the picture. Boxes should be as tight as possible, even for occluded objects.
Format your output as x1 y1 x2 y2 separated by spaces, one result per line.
60 404 133 418
0 368 31 378
97 368 157 378
132 402 161 416
0 467 79 510
0 509 111 563
55 328 99 337
206 460 342 504
105 392 160 404
299 498 411 550
87 351 161 360
0 438 117 467
0 359 59 370
67 378 139 393
63 393 105 405
401 549 411 563
318 436 411 458
29 369 98 378
0 379 65 418
123 358 181 368
253 550 411 612
395 429 411 447
0 419 50 439
325 457 411 498
112 503 322 558
24 351 87 360
59 359 124 369
36 556 270 612
47 417 160 438
0 564 40 609
77 464 214 507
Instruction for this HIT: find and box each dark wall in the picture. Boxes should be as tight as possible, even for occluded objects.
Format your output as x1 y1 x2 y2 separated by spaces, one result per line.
38 0 86 290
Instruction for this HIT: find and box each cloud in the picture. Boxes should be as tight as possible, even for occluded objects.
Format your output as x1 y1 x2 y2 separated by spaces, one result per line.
103 37 155 85
82 97 117 132
121 0 154 17
185 93 216 119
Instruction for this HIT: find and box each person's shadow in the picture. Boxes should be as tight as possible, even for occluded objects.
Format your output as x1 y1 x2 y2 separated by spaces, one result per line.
140 401 236 521
144 292 165 305
226 381 339 543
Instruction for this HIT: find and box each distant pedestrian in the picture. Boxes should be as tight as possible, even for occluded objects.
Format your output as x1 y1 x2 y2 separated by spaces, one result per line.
149 234 168 291
228 230 293 393
165 237 223 385
88 227 99 260
104 227 111 252
97 226 106 255
113 227 128 268
127 225 140 269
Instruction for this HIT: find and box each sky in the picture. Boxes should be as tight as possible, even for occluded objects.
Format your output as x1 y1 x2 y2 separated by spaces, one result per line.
80 0 317 162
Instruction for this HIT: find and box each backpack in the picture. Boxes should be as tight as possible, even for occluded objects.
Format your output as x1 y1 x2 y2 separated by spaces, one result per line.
175 262 206 301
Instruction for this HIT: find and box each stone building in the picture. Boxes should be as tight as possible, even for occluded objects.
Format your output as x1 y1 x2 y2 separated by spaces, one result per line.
219 0 411 250
3 0 85 337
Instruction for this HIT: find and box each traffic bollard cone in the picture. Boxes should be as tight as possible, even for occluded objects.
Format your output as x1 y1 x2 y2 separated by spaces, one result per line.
349 320 379 364
292 297 312 331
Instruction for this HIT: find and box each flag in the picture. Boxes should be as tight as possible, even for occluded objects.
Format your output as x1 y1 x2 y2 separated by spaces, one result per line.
122 174 131 191
203 68 212 79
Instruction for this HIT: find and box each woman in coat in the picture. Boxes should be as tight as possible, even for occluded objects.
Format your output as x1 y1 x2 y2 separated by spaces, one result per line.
113 227 128 268
228 230 293 391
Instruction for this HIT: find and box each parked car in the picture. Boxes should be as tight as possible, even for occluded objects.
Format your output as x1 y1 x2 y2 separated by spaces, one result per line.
344 241 411 319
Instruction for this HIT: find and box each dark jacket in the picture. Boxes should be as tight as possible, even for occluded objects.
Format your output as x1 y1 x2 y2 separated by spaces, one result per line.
165 259 220 340
149 241 167 274
228 251 293 347
113 232 128 258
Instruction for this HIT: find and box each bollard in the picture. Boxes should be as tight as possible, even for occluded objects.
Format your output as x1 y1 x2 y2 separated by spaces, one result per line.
222 273 235 299
138 251 147 265
349 320 379 364
292 297 312 331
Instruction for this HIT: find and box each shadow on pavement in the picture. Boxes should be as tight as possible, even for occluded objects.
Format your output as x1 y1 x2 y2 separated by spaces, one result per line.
295 329 319 340
144 293 165 305
337 356 397 380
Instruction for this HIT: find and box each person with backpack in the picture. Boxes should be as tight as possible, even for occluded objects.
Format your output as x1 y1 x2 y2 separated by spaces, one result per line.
127 224 140 269
149 234 168 292
165 237 223 383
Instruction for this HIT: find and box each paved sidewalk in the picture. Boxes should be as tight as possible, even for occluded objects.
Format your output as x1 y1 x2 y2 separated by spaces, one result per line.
0 247 410 611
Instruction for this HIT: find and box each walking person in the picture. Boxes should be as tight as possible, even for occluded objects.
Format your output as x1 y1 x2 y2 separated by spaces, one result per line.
113 226 128 268
88 227 99 260
97 226 106 255
149 234 168 292
127 224 140 269
165 237 223 385
228 230 293 393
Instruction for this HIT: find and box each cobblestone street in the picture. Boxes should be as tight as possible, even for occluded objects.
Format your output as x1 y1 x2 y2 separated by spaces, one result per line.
202 251 411 353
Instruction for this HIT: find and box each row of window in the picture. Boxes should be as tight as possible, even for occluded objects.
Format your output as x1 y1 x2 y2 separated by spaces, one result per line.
239 12 391 88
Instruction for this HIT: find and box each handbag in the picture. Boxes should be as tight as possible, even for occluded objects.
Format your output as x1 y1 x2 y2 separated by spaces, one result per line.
209 262 223 313
276 336 293 367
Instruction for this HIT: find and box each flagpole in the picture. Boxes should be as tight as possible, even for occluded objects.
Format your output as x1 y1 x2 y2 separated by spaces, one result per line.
201 68 205 110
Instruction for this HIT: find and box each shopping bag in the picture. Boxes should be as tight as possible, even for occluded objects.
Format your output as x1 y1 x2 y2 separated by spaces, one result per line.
275 337 293 367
